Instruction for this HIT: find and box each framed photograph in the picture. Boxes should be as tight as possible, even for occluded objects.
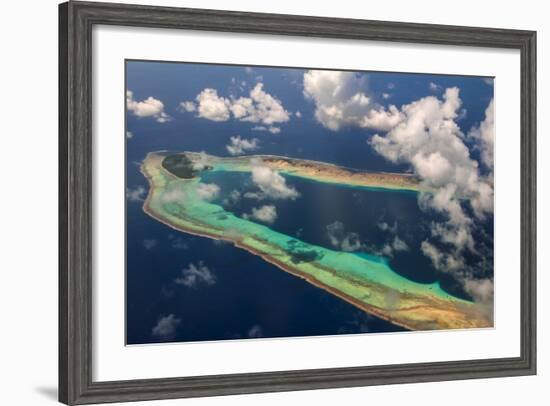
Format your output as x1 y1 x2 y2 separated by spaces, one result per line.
59 1 536 404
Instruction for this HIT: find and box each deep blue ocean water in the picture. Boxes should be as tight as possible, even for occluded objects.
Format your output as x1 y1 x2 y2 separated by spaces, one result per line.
125 61 493 344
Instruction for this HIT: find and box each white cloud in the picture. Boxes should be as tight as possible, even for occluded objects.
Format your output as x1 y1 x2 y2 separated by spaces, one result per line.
382 93 391 100
248 159 300 200
463 278 494 303
152 314 181 338
468 99 494 171
302 78 493 283
247 324 263 338
368 88 493 263
422 240 493 305
175 262 216 287
223 189 242 206
170 237 189 250
191 151 212 171
196 183 220 201
295 111 302 118
126 90 170 123
303 70 404 131
226 135 259 155
326 220 407 256
230 83 290 125
180 100 196 112
303 70 370 131
326 221 362 252
194 88 231 121
380 235 410 257
377 220 397 233
243 205 278 224
126 131 134 139
392 236 409 252
421 241 464 272
143 239 158 250
360 105 405 131
183 83 290 127
341 234 362 252
251 125 280 134
429 82 442 92
160 187 186 204
126 185 146 202
229 190 241 202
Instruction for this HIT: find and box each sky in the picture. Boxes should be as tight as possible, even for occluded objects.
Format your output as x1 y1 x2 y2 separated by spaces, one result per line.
126 60 495 343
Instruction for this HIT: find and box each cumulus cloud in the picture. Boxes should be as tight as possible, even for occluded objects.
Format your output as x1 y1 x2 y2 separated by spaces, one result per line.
223 189 241 206
126 185 146 202
247 159 300 200
160 187 186 204
247 324 263 338
191 151 212 171
377 220 397 234
366 91 495 304
391 236 409 251
361 105 405 131
226 135 259 155
231 83 290 125
194 88 231 121
181 83 290 127
152 314 181 338
326 220 407 256
170 237 189 250
196 183 220 201
180 100 196 112
303 78 493 294
326 221 362 252
251 125 281 134
429 82 442 92
302 72 494 302
126 131 134 139
369 89 493 261
381 236 410 257
468 99 494 172
143 239 158 250
303 70 370 131
175 261 216 288
303 70 404 132
422 240 493 306
295 111 302 118
126 90 170 123
243 205 278 224
463 278 494 303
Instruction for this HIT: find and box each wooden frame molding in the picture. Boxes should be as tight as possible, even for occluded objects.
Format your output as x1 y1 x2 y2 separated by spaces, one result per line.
59 1 536 404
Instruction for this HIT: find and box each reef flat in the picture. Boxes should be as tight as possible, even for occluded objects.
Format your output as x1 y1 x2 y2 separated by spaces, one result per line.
185 151 423 193
140 151 491 331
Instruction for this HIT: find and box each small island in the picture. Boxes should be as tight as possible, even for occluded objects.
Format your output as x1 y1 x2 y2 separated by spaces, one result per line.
141 151 491 331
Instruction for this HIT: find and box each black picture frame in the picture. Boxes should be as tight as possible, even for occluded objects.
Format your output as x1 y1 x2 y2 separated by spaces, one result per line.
59 1 537 404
